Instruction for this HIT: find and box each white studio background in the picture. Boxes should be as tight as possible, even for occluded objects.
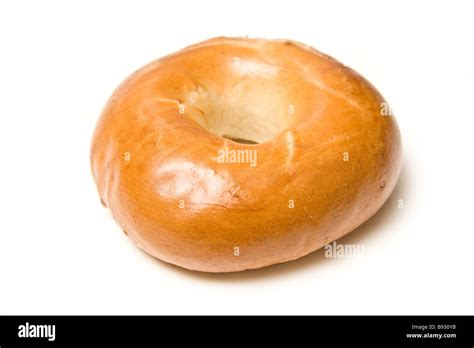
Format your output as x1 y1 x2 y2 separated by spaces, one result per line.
0 0 473 315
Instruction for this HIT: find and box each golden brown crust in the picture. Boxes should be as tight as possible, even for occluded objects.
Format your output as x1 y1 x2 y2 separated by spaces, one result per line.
91 37 402 272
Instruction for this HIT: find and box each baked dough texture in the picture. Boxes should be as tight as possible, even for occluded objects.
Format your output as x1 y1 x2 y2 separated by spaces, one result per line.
91 37 402 272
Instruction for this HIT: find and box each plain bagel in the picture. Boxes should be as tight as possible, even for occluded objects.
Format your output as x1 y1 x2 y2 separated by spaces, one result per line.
90 37 402 272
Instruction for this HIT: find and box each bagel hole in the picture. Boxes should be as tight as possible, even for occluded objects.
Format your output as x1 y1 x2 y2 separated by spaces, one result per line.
187 98 289 144
184 67 291 144
222 135 259 145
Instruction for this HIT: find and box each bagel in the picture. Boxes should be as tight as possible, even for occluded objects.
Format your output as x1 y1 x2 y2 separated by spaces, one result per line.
90 37 402 272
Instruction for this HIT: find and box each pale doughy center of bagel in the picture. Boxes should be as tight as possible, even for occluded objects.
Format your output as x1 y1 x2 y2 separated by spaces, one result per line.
184 58 292 144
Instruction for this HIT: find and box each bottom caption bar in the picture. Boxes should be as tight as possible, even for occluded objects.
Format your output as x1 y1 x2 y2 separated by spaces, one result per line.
0 316 473 346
